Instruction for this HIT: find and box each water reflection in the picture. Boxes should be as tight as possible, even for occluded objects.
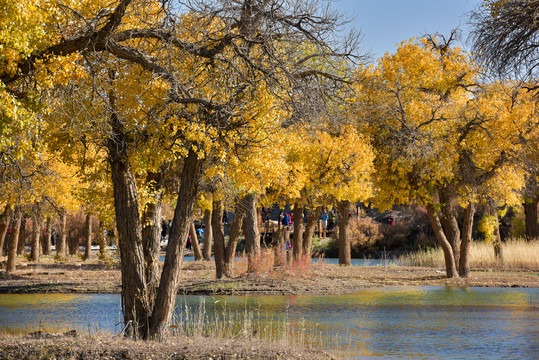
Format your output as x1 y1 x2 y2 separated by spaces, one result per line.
0 286 536 359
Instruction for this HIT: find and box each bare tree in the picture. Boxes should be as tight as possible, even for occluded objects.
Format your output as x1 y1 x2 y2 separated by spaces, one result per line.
470 0 539 78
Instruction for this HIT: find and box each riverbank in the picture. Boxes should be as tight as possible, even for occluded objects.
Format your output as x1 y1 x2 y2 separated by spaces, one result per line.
0 332 335 359
0 255 537 295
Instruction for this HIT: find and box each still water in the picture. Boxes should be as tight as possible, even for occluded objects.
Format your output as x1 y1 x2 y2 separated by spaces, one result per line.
0 286 537 359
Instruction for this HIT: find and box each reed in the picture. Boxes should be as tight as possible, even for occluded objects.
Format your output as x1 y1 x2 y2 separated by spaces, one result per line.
398 238 539 271
169 296 340 349
171 297 346 348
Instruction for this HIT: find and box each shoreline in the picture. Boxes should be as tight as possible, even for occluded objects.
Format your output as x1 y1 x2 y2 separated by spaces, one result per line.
0 258 537 295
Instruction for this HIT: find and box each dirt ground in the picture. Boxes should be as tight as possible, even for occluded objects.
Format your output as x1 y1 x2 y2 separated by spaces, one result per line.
0 256 537 295
0 332 335 360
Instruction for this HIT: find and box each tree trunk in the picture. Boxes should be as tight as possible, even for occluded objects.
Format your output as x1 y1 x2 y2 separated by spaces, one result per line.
202 209 213 261
273 227 286 267
109 150 149 339
458 202 476 278
426 204 458 278
99 224 107 256
190 222 203 260
337 201 351 266
302 206 321 258
57 210 67 258
149 149 203 340
524 196 539 240
84 214 92 260
107 84 151 339
0 204 12 257
17 216 26 255
492 207 503 265
292 204 304 263
440 190 461 267
244 193 260 273
212 200 226 279
224 199 246 277
30 202 42 262
42 217 52 256
140 170 164 318
6 206 23 273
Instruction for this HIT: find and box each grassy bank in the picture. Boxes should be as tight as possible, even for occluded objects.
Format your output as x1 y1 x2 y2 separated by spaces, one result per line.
0 332 335 359
398 238 539 271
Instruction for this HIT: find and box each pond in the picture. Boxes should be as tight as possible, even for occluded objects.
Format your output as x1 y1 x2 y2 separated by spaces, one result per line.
0 286 537 359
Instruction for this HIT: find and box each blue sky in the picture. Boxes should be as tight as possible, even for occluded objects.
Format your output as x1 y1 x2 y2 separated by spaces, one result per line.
332 0 481 59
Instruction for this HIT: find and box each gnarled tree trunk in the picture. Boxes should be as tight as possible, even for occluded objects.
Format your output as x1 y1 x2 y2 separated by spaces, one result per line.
440 190 461 267
17 216 26 255
224 199 246 277
190 222 203 261
140 170 164 317
458 202 476 277
42 217 52 256
0 204 12 257
292 204 304 263
426 204 458 278
30 202 42 262
149 149 202 340
202 209 213 261
6 206 23 273
84 214 92 260
108 116 149 339
57 210 67 258
337 201 351 266
302 206 321 258
244 193 260 273
212 200 226 279
524 196 539 240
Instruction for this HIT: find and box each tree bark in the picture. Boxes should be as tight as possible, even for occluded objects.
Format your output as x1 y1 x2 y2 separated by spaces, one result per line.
337 201 351 266
107 84 150 339
0 204 12 257
17 216 26 255
141 171 163 317
57 210 67 258
212 200 226 279
224 199 246 277
426 204 458 278
302 206 321 258
190 222 203 260
109 149 149 339
524 196 539 240
292 204 304 263
42 217 52 256
6 206 23 273
30 202 42 262
68 228 79 256
84 214 92 260
458 202 476 278
149 149 203 340
492 206 503 265
273 227 287 267
244 193 260 273
440 190 461 267
202 209 213 261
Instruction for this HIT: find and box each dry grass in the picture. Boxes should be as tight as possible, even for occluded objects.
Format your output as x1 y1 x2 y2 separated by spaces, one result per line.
398 238 539 271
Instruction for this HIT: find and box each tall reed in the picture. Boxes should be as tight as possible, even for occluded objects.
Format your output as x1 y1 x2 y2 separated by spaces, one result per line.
398 238 539 271
169 296 340 349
